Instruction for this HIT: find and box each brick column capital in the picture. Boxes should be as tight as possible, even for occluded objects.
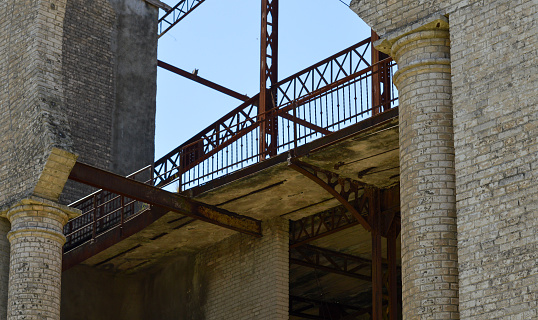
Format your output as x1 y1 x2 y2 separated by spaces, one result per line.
2 196 80 245
374 15 449 55
374 16 451 88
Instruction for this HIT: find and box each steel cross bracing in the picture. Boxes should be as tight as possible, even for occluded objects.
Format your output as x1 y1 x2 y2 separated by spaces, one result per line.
290 244 372 282
288 158 372 231
287 160 401 319
289 204 360 248
157 0 206 38
64 0 398 279
259 0 279 159
153 39 397 190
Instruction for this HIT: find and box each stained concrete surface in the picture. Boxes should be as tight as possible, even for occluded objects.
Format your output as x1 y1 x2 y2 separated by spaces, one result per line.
109 0 158 177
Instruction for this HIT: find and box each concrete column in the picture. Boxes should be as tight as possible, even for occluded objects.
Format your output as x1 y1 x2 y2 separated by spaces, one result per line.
4 197 79 320
376 16 459 320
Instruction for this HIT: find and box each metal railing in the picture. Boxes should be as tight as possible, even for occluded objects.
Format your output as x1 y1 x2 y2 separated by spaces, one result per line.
153 38 398 191
63 166 153 252
65 37 398 253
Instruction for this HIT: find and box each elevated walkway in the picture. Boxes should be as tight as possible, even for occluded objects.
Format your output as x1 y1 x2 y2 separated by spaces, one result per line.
61 36 401 318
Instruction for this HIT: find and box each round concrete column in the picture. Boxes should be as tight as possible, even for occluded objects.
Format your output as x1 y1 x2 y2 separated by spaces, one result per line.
377 17 459 320
4 197 78 320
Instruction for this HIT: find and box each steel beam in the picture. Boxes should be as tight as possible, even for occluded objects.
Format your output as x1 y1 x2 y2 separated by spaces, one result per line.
289 205 359 248
290 244 371 282
371 187 383 320
158 0 206 38
68 162 262 237
278 112 332 135
259 0 279 159
288 159 372 232
158 60 250 102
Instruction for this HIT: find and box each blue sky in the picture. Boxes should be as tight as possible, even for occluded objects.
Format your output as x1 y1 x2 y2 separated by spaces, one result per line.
155 0 369 159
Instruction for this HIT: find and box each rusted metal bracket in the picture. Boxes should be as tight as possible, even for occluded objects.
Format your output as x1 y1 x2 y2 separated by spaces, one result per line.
290 244 371 282
289 205 359 248
288 158 372 232
68 162 262 237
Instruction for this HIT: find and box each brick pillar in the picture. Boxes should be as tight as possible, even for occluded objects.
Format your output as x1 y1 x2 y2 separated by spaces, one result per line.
376 16 459 320
4 197 79 320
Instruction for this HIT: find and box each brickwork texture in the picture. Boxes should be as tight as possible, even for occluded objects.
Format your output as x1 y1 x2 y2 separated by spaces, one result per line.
4 197 78 320
60 0 116 203
351 0 538 319
60 0 158 204
197 218 289 320
382 17 460 320
450 1 538 319
0 0 74 209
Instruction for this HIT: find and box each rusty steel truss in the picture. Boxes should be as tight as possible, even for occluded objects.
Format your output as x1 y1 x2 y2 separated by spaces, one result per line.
287 160 401 320
154 40 397 190
65 4 402 319
157 0 206 38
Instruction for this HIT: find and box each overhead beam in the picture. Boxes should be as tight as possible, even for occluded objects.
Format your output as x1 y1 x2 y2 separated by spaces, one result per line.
289 205 359 248
68 162 262 237
63 206 169 271
158 60 250 102
288 159 372 232
290 244 371 282
289 187 400 247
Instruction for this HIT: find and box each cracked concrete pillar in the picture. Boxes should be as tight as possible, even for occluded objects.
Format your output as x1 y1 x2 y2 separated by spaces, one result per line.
4 198 79 320
376 16 460 320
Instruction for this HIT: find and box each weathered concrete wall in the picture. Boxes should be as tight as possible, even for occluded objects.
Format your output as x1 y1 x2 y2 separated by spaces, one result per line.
62 254 200 319
0 218 10 318
197 218 289 320
351 0 538 319
138 255 203 320
61 265 145 320
108 0 158 177
60 0 158 203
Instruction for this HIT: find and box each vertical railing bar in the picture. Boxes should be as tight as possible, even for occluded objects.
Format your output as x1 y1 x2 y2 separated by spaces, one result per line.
120 195 124 236
91 194 97 242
